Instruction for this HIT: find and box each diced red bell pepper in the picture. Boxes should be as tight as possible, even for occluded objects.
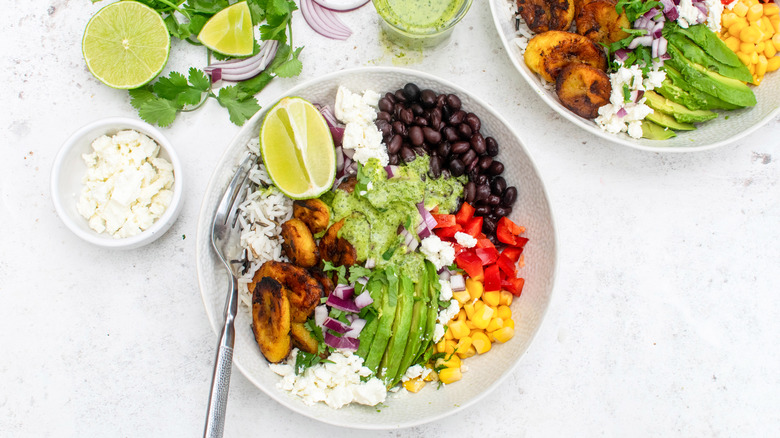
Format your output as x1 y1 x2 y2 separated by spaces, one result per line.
432 214 456 229
501 246 523 263
475 237 495 249
455 250 483 281
502 277 525 296
496 253 517 276
455 202 475 226
434 224 462 239
496 217 528 247
462 216 483 237
452 242 467 256
475 246 499 265
483 265 501 292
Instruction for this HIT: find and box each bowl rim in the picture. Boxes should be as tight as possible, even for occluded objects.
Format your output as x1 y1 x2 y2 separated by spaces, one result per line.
50 116 184 249
487 0 780 152
195 65 559 429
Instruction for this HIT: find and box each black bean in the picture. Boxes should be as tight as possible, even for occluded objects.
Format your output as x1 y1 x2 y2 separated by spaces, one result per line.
483 217 497 234
437 141 451 157
441 104 451 122
446 94 462 111
493 206 512 217
462 149 477 166
486 136 499 157
465 113 481 132
457 123 473 139
464 181 476 203
420 89 437 108
385 92 396 104
488 213 499 222
451 141 470 155
392 121 407 137
443 126 459 142
466 157 479 173
423 127 442 144
491 176 506 195
470 133 486 154
479 156 493 171
400 108 414 125
487 195 501 206
378 98 393 113
441 169 451 179
400 146 416 162
389 154 399 165
476 174 488 186
377 111 392 122
411 103 424 116
376 120 392 136
502 187 517 206
413 146 426 156
475 183 491 201
414 116 428 126
488 160 504 176
387 134 402 154
467 167 480 182
430 107 442 129
449 159 465 176
403 83 420 101
475 206 491 216
395 89 407 102
408 126 424 146
394 103 404 119
430 155 442 178
422 143 432 154
448 110 466 125
436 94 447 108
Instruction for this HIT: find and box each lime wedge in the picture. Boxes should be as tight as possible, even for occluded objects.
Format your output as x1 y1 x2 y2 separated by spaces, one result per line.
82 1 170 89
260 97 336 200
197 1 254 57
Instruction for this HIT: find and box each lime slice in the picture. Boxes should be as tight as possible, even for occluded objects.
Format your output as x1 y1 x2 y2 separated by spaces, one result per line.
82 1 170 89
197 1 254 57
260 97 336 200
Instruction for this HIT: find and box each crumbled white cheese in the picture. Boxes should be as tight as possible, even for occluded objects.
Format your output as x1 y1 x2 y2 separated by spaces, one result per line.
677 0 706 28
334 86 388 166
401 364 432 383
704 0 724 33
454 231 477 248
438 279 453 301
269 349 387 409
433 323 446 343
595 64 665 139
420 235 456 270
437 299 460 324
77 130 174 238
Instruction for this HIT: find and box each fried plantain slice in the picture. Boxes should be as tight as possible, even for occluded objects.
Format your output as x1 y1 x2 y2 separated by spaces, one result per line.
293 199 330 234
555 63 612 119
318 219 357 267
308 266 335 296
290 322 320 355
525 30 607 82
281 218 320 268
257 261 324 323
251 277 292 363
575 0 630 45
517 0 576 33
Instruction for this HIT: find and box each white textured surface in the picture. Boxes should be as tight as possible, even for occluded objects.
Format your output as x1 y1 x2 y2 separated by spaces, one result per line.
2 2 780 437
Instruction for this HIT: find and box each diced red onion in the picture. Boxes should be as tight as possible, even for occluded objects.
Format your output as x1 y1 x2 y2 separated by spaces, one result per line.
439 269 451 281
450 274 466 292
417 226 432 239
416 202 437 230
384 165 398 178
345 317 367 337
364 258 376 269
651 37 660 59
335 145 345 173
314 305 328 327
332 284 355 300
346 313 356 323
635 90 645 102
312 0 370 12
354 290 373 309
300 0 352 40
628 35 653 49
324 332 359 351
617 107 628 118
614 49 629 63
659 0 675 13
326 293 360 312
323 316 352 333
342 147 355 159
345 160 357 175
643 8 659 20
652 21 664 39
666 7 679 21
658 37 668 58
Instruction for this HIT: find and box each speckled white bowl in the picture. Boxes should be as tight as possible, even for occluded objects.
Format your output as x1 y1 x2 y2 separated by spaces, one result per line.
489 0 780 152
51 117 184 250
196 67 557 428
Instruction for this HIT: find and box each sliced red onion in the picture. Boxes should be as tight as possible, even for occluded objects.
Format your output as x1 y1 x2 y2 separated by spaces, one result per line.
628 35 653 49
210 68 222 83
354 290 373 309
450 274 466 292
314 305 328 327
345 317 366 337
384 165 398 178
326 293 360 313
312 0 370 12
300 0 352 40
204 40 278 82
323 316 352 333
617 107 628 118
324 332 359 351
332 284 355 300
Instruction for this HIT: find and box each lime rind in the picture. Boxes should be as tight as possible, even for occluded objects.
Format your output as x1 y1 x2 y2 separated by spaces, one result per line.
197 1 254 57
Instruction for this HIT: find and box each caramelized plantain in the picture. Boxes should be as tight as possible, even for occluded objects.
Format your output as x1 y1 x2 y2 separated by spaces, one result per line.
256 261 324 323
318 219 357 267
524 30 607 82
251 277 292 363
517 0 576 33
575 0 630 45
555 63 612 119
293 199 330 234
290 322 320 355
308 266 335 296
281 218 320 268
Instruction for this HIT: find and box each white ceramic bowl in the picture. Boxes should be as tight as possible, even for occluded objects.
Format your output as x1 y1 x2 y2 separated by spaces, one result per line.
51 117 184 250
196 67 557 428
489 0 780 152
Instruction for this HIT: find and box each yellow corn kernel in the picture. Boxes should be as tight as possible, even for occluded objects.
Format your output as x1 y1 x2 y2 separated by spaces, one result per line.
444 339 457 354
497 304 512 320
499 290 513 306
740 41 757 54
444 326 454 340
757 54 768 77
436 353 461 370
757 41 766 53
483 290 500 308
465 319 476 329
491 326 515 343
435 339 447 353
773 34 780 51
752 51 760 64
449 319 470 339
772 16 780 33
463 302 476 319
474 299 484 311
471 331 492 354
403 377 426 393
456 343 477 359
437 366 462 385
455 336 472 354
722 11 738 28
457 308 467 322
747 3 764 22
730 20 749 37
503 318 515 330
768 55 780 71
725 36 741 52
733 2 749 17
486 317 504 333
738 51 753 66
471 305 494 329
765 42 777 57
765 3 780 16
452 290 471 305
465 277 483 301
741 25 763 43
749 63 756 74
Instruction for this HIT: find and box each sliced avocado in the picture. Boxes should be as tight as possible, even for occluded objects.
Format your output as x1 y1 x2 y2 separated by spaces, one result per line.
645 108 696 131
662 66 741 110
666 32 753 83
378 274 415 383
415 261 441 364
363 268 398 374
669 23 744 68
667 45 756 107
355 274 385 359
391 264 430 387
644 90 717 124
641 120 677 140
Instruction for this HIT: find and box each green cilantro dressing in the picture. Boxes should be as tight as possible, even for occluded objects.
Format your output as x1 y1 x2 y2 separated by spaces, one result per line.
373 0 465 33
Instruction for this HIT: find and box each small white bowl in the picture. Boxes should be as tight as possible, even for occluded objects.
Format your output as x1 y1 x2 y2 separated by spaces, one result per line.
51 117 184 250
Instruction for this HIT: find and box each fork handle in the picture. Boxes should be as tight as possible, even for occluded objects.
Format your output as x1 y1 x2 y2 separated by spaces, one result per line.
204 277 239 438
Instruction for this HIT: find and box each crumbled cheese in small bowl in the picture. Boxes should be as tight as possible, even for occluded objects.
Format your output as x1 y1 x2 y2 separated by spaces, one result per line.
51 117 184 249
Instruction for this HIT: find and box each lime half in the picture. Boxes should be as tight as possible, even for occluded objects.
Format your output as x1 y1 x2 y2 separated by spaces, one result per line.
82 1 170 89
260 97 336 200
197 1 254 57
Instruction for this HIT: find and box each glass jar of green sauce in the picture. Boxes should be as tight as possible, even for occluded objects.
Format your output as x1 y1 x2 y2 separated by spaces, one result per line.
373 0 473 48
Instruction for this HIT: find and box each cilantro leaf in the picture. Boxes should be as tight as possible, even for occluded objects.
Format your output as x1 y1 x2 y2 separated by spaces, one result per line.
128 87 156 110
153 71 207 106
247 0 267 25
188 67 211 92
137 97 181 127
323 261 348 285
271 46 303 78
348 265 372 284
163 15 192 40
187 0 229 14
216 86 262 125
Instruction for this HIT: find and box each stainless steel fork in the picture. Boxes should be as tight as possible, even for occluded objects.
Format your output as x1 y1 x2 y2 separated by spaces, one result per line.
204 153 256 438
